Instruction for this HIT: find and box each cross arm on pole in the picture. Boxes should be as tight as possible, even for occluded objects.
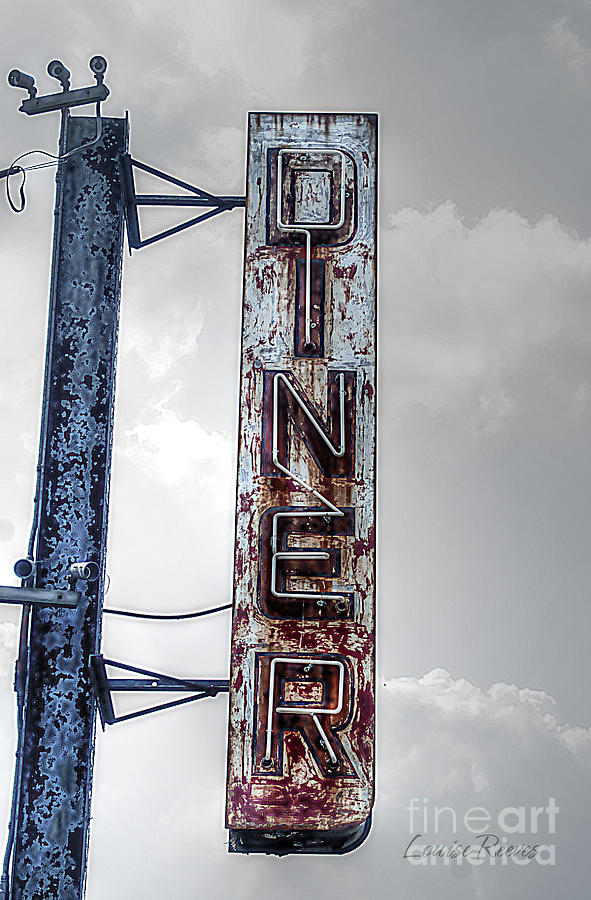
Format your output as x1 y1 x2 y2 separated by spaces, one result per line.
0 585 80 608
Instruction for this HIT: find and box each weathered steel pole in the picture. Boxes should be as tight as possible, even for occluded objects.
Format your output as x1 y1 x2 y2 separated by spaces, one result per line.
9 113 127 899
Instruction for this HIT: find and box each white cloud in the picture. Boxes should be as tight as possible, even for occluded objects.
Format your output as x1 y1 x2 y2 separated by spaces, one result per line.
85 668 591 899
120 285 205 381
557 724 591 767
119 403 233 495
545 16 591 77
124 312 204 381
381 204 591 430
383 668 591 774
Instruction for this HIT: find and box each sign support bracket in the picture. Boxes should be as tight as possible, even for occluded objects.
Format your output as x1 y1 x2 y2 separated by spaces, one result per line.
120 154 245 250
89 654 229 728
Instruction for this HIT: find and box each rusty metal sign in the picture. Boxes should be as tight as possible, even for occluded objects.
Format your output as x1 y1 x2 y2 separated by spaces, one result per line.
226 113 377 855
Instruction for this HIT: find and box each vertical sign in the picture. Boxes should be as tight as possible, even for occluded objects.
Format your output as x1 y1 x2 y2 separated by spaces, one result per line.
226 113 377 854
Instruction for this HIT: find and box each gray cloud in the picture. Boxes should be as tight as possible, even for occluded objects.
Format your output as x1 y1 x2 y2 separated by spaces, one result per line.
376 203 591 724
1 2 590 898
82 669 591 900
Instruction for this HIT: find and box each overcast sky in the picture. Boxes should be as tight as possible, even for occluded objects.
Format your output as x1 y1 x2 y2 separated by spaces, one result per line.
1 2 591 898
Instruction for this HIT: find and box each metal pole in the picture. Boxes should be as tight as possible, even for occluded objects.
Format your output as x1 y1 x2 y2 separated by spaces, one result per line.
8 113 127 900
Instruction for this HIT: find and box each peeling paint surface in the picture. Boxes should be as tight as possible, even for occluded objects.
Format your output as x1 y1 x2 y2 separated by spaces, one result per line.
226 113 376 851
11 116 127 899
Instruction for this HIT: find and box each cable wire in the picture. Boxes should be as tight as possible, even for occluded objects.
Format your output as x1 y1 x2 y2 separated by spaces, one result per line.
103 602 232 620
4 103 103 213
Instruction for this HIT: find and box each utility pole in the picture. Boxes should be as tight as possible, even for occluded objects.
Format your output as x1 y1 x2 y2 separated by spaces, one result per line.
2 54 243 899
2 60 127 899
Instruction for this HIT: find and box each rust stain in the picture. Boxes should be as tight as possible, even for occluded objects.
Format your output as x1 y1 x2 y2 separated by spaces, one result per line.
11 116 127 898
226 114 377 847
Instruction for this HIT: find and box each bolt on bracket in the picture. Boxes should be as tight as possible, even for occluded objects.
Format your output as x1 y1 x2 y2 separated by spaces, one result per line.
89 654 229 728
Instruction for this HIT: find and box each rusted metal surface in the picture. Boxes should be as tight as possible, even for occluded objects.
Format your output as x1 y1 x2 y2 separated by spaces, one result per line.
226 113 377 854
10 115 127 899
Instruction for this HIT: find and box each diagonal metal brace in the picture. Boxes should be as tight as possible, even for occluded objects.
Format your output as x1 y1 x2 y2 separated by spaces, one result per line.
88 654 229 728
119 154 245 250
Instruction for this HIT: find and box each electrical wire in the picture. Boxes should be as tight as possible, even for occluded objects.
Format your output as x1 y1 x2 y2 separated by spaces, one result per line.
103 602 232 620
4 103 103 213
